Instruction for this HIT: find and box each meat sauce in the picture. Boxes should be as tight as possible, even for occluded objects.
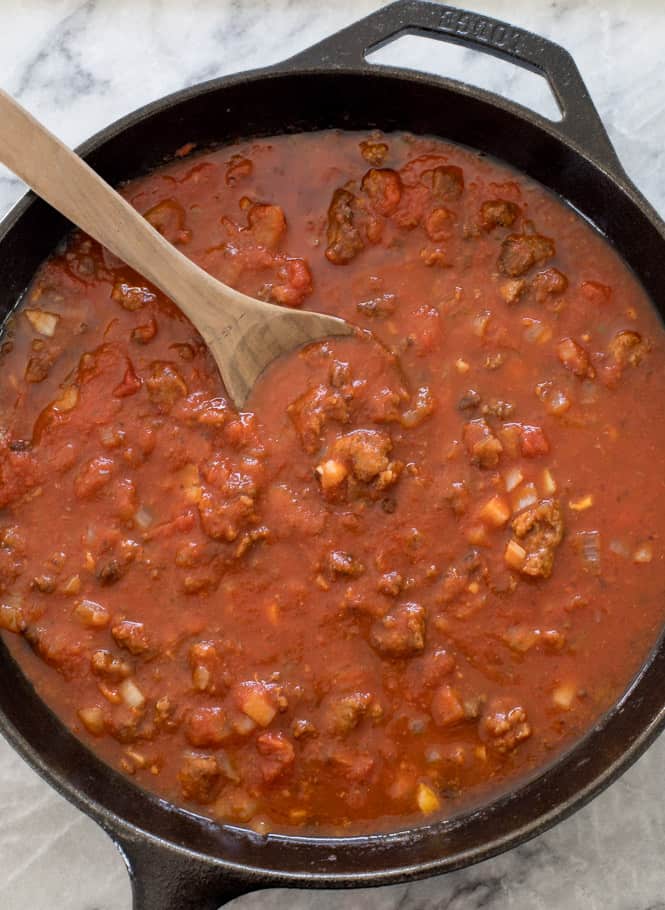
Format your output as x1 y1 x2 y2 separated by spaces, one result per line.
1 131 664 834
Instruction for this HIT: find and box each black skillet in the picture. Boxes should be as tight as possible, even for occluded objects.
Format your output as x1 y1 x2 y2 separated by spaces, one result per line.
0 2 663 908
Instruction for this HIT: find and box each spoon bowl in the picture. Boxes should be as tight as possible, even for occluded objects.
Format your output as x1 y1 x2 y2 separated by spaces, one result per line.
0 89 353 407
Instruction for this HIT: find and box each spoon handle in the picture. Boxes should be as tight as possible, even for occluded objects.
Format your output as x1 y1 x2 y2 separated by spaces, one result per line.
0 88 252 326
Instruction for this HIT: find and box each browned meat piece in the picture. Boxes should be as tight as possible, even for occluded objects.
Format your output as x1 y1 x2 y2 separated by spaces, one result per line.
557 337 594 378
112 620 150 656
422 165 465 201
91 649 132 681
400 386 435 428
325 188 364 264
360 140 389 166
498 233 555 277
430 684 465 728
144 199 189 245
329 749 375 782
198 489 256 542
481 399 515 420
74 456 114 499
424 207 455 242
185 706 232 747
480 699 532 753
179 754 224 803
247 203 286 249
329 360 351 388
327 550 365 578
97 558 123 586
288 384 349 454
607 330 650 371
377 571 404 597
330 429 393 483
25 350 56 382
370 602 426 657
532 267 568 302
146 362 187 411
111 282 156 311
457 389 481 411
356 293 397 318
131 317 158 345
361 168 402 216
323 691 372 735
480 199 520 231
256 731 295 782
463 418 503 468
499 278 528 305
511 499 564 578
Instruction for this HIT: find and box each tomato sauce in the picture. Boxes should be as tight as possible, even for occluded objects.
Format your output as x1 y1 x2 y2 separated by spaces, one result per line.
1 131 664 834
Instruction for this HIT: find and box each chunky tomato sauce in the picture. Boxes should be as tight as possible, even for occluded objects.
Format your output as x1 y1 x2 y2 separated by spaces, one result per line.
1 131 664 834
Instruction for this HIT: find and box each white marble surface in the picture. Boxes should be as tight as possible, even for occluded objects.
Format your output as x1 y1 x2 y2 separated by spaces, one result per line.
0 2 664 908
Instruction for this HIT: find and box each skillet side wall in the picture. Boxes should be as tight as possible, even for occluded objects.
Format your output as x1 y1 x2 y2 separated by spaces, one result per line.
0 69 663 884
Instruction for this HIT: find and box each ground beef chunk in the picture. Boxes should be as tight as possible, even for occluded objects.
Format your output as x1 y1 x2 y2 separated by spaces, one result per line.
557 337 593 378
111 620 150 655
532 267 568 302
480 199 520 231
498 233 555 277
607 330 649 371
185 707 232 748
323 691 373 735
91 649 132 681
463 418 503 468
356 293 397 318
361 168 402 217
247 203 286 250
288 384 349 454
325 188 364 264
256 732 295 782
499 278 528 305
360 140 389 166
377 571 405 597
370 602 426 657
423 165 465 201
327 550 365 578
24 626 85 679
146 362 188 411
178 754 224 803
480 699 532 753
330 428 394 483
511 499 564 578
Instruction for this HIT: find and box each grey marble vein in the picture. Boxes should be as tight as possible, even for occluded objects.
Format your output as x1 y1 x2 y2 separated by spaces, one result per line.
0 2 664 908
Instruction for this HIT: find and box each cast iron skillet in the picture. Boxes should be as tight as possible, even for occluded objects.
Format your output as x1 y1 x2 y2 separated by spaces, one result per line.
0 2 663 908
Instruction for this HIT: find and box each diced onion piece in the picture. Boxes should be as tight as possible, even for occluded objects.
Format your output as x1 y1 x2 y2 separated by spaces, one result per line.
504 539 527 570
504 467 524 492
179 464 201 503
522 317 551 344
475 745 487 762
503 625 538 653
512 482 538 513
541 468 557 496
569 494 593 511
134 505 154 530
315 459 348 491
62 574 81 596
609 539 630 558
25 308 59 337
552 682 576 710
0 594 25 633
120 678 146 710
78 706 106 735
633 542 653 564
455 358 470 373
472 310 492 337
52 386 79 412
479 495 511 528
192 665 210 692
416 782 441 814
237 683 276 727
576 530 601 574
74 598 110 628
465 524 488 546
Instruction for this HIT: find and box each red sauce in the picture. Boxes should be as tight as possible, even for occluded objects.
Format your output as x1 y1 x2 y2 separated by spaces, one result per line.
1 131 664 834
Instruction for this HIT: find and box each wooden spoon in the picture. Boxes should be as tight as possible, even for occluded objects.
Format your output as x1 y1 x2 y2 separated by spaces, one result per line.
0 90 353 407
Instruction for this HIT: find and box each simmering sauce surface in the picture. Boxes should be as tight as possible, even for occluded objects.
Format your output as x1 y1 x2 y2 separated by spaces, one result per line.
1 131 664 834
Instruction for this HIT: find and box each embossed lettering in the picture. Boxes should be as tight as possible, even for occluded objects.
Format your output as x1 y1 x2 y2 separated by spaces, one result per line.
438 11 523 54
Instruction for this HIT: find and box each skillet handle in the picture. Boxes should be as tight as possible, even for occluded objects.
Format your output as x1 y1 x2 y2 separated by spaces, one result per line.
284 0 625 179
115 835 254 910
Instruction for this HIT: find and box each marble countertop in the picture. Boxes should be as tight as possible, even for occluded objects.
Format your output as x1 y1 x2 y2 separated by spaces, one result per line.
0 1 663 908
